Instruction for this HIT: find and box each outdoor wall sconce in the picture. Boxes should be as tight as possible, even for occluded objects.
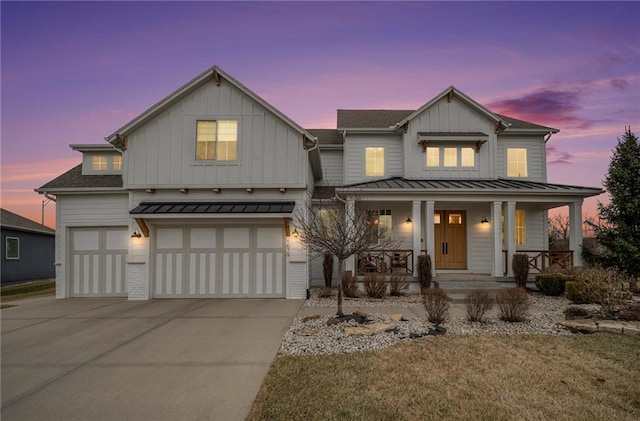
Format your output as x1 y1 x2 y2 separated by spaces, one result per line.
481 217 489 224
406 216 412 224
131 230 142 238
292 227 299 238
212 188 221 194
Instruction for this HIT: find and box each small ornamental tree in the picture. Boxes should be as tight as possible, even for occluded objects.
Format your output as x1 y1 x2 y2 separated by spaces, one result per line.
585 128 640 284
294 192 399 316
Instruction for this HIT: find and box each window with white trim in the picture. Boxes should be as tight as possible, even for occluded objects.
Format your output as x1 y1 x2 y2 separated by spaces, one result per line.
365 147 385 176
5 237 19 260
367 209 392 243
92 155 107 171
318 209 338 239
425 146 475 168
507 148 528 177
112 155 122 170
196 120 238 161
501 209 526 245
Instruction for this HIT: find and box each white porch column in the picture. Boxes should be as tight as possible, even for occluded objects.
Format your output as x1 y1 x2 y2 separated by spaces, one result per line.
345 198 356 274
491 201 503 277
505 201 516 277
569 200 584 267
412 200 422 277
425 200 435 277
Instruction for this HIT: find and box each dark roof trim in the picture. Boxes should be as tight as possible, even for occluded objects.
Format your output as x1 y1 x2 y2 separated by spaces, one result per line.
1 209 55 235
130 201 295 215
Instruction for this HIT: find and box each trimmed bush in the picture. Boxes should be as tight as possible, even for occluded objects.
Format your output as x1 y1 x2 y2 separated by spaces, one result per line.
417 254 433 289
341 270 358 298
318 287 333 299
423 287 450 324
496 288 529 322
322 252 334 288
535 273 570 296
563 306 592 319
512 253 530 288
363 273 387 298
465 289 494 323
565 281 590 304
389 273 409 297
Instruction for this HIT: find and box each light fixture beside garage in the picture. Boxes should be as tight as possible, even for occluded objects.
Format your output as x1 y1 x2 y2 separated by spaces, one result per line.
131 229 142 238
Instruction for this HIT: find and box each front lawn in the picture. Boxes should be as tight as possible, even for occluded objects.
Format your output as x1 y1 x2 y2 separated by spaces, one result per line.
248 334 640 421
1 280 55 304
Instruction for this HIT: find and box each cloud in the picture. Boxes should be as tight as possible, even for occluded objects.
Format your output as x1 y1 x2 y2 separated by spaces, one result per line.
546 145 574 165
489 89 598 129
610 78 630 90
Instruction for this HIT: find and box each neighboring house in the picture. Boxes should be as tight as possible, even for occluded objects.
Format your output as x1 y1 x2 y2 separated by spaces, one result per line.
37 66 602 300
1 209 55 284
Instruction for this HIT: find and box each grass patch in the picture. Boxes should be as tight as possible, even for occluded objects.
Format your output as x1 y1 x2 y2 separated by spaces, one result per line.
1 280 55 303
248 334 640 421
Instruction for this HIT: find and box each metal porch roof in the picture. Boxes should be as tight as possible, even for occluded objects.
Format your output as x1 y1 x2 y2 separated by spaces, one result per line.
130 201 295 215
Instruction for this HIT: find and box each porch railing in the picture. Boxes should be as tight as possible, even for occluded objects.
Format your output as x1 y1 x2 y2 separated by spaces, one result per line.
356 249 414 276
503 250 574 274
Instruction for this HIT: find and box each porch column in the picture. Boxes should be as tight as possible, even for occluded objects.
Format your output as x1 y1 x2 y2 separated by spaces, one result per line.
412 200 422 278
425 200 435 277
569 200 584 267
345 198 356 274
491 201 503 277
505 201 516 277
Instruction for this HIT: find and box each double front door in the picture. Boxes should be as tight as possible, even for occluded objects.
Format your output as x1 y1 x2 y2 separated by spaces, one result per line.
434 211 467 269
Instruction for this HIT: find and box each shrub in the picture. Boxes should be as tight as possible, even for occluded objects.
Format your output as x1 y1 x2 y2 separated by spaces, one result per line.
563 306 592 319
318 287 333 299
363 273 387 298
465 289 494 323
565 281 590 304
423 287 450 324
322 252 334 288
341 271 358 298
495 288 529 322
417 254 433 289
618 303 640 321
512 253 530 288
577 266 630 316
389 273 409 296
535 273 570 296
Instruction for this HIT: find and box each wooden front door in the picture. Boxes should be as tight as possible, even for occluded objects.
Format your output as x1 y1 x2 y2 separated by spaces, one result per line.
434 211 467 269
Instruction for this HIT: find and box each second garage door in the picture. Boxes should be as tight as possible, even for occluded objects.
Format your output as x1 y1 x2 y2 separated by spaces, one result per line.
153 225 285 298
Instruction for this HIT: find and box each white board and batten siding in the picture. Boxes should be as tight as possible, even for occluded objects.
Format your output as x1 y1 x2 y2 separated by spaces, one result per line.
343 134 404 185
153 225 286 298
496 136 546 182
125 79 307 189
56 194 130 297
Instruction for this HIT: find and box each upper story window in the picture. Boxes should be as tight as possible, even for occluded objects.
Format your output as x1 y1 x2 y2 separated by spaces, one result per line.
507 148 528 177
92 155 107 171
365 147 384 177
425 146 475 168
113 155 122 170
5 237 19 260
196 120 238 161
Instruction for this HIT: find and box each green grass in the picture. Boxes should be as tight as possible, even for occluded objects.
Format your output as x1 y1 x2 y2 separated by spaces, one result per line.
248 334 640 421
1 280 55 303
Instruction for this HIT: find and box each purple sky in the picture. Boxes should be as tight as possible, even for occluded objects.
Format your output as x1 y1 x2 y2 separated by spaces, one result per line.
2 1 639 227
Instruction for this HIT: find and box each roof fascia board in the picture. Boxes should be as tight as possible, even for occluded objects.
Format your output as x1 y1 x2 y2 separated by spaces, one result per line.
70 144 120 152
107 66 315 143
501 128 560 134
397 86 506 128
34 188 126 194
2 225 55 236
337 127 399 133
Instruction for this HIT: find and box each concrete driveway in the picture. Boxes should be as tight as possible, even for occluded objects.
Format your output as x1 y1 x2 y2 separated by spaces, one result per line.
1 297 302 421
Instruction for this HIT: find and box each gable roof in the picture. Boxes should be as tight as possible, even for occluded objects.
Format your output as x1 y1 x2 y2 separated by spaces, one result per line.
1 209 55 235
337 110 413 129
495 114 558 133
35 165 123 192
106 65 316 144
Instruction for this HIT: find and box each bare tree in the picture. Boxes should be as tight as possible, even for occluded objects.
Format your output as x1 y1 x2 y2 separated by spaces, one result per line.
294 192 400 315
548 213 570 250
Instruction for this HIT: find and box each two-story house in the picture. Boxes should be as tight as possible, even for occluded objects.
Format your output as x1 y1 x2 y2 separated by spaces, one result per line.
37 66 602 300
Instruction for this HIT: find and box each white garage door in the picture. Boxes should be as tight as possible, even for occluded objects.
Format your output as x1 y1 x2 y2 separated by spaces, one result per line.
154 225 285 298
69 227 128 297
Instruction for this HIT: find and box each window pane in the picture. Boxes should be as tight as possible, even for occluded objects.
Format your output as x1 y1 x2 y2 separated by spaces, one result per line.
426 147 440 167
196 121 217 160
92 155 107 171
217 120 238 161
6 237 19 259
434 214 441 224
318 209 338 239
112 155 122 170
516 210 526 245
444 147 457 167
448 214 462 225
379 210 392 242
507 148 528 177
365 147 384 176
461 147 475 167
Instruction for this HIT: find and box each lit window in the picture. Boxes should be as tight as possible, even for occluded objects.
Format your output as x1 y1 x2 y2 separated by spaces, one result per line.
112 155 122 170
196 120 238 161
5 237 19 260
318 209 338 239
515 210 526 245
461 147 475 167
448 213 462 225
507 148 528 177
434 214 441 224
365 147 384 176
367 209 391 243
92 155 107 171
426 147 440 167
444 147 457 167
